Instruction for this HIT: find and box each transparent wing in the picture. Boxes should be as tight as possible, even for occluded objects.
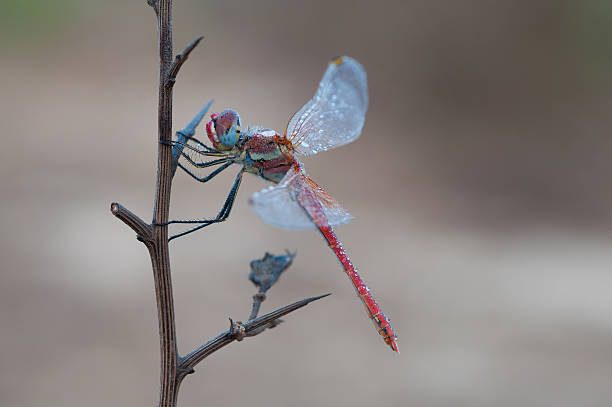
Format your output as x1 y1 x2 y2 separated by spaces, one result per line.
286 56 368 156
248 164 354 230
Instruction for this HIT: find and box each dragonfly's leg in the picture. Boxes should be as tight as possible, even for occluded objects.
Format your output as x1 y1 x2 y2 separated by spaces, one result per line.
163 138 224 157
177 161 233 182
161 139 223 165
172 140 228 157
166 170 245 241
154 169 242 227
184 135 217 152
180 154 231 168
162 168 243 226
215 169 244 220
155 160 234 229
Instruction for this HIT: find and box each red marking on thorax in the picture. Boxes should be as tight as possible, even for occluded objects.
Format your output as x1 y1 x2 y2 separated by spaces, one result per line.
246 133 294 153
246 139 276 155
244 133 296 179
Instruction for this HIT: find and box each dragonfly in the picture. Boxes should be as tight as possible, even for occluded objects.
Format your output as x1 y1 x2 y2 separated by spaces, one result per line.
164 56 399 353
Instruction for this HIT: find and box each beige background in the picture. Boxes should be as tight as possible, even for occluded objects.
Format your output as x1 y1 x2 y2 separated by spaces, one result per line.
1 1 612 406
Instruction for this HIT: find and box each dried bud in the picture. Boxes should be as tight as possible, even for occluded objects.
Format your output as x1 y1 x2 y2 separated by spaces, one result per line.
249 250 296 293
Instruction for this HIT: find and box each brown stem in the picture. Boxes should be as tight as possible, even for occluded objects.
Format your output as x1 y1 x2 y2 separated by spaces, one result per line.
179 294 331 373
149 1 181 406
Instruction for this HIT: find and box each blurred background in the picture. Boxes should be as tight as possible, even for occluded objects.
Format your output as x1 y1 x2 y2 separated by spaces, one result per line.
1 0 612 406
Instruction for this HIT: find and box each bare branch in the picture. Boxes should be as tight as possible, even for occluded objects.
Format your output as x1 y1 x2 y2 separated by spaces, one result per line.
110 202 153 244
147 1 180 405
166 36 204 89
244 293 330 331
179 294 331 372
246 293 285 337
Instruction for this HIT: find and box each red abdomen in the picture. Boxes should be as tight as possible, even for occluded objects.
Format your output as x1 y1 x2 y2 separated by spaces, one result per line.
318 225 399 353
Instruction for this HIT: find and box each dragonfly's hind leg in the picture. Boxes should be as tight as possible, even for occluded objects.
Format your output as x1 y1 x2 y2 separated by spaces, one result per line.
154 169 244 241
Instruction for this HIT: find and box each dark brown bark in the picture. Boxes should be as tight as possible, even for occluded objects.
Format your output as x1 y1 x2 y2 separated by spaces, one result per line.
148 1 179 405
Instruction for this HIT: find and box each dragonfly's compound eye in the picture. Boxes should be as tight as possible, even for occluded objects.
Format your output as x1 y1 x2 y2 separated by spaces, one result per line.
208 109 241 150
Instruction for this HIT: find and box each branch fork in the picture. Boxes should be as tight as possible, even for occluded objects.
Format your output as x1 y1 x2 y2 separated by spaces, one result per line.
166 36 203 89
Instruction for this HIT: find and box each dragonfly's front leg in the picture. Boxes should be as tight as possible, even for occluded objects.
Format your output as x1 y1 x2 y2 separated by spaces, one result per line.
169 139 227 157
154 169 245 241
180 135 217 153
162 138 235 181
163 138 226 177
177 161 233 183
163 141 233 180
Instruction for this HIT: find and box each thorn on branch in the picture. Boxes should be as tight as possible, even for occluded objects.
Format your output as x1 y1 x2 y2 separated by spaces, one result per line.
178 293 330 372
165 36 204 89
243 293 331 334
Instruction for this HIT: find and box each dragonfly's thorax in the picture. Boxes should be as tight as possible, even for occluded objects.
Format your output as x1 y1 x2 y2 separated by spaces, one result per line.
238 127 295 183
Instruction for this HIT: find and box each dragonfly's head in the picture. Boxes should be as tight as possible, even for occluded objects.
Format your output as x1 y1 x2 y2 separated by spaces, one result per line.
206 109 241 151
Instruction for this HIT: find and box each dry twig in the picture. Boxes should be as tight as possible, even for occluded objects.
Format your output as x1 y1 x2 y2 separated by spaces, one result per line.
179 293 330 374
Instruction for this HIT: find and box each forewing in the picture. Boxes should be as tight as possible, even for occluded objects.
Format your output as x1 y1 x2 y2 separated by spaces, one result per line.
287 56 368 156
249 165 354 230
